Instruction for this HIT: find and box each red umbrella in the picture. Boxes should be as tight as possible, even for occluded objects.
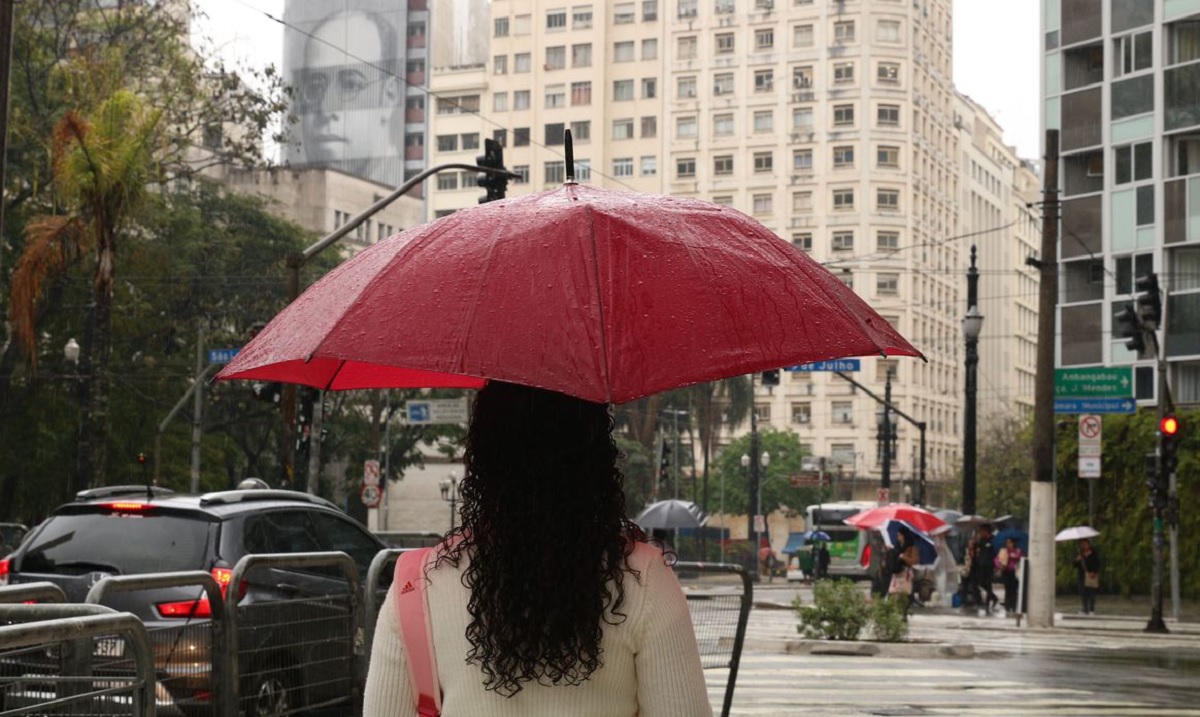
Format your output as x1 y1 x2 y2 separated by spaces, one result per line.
216 183 922 403
844 504 946 534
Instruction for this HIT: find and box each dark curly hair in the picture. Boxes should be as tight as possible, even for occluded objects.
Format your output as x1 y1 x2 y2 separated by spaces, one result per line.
436 381 644 696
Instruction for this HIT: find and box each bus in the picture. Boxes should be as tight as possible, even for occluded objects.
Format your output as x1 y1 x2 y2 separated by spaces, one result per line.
803 501 876 578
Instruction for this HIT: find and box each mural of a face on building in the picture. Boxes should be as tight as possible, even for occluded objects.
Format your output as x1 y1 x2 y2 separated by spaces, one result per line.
292 8 402 185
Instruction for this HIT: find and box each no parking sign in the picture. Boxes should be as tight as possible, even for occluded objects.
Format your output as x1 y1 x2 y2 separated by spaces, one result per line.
1078 414 1102 478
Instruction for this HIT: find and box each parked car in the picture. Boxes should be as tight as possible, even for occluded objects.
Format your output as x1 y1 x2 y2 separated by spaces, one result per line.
0 484 387 716
0 522 28 554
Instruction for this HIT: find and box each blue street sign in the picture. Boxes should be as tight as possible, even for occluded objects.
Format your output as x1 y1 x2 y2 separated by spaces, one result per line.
787 359 861 372
1054 397 1136 414
207 348 241 364
407 403 431 423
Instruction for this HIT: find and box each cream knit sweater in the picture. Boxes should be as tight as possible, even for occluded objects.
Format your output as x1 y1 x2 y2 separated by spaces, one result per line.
363 542 713 716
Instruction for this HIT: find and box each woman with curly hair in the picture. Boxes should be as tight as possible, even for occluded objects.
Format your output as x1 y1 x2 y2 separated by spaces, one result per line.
364 381 712 716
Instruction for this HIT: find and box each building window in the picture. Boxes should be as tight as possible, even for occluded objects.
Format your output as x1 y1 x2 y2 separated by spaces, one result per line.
573 6 593 28
677 157 697 178
436 173 458 190
793 107 814 130
512 165 530 184
574 159 592 182
794 24 814 47
614 80 635 101
832 230 854 250
494 17 510 37
1115 31 1153 77
614 41 636 62
642 78 657 98
515 53 532 73
712 194 734 206
833 145 854 168
678 35 698 60
545 84 566 108
678 0 698 17
462 133 479 150
570 120 591 142
493 92 509 112
571 81 592 106
613 157 634 176
755 28 774 50
436 134 458 152
876 272 899 294
792 402 812 424
643 0 659 21
834 20 855 43
572 43 593 67
678 76 697 98
754 151 773 172
752 193 773 214
877 230 900 250
753 110 774 133
546 10 566 30
716 0 735 13
877 188 900 210
545 123 566 145
877 62 900 84
676 115 698 139
833 62 855 84
1115 141 1152 184
513 127 530 146
514 90 531 110
545 46 566 70
834 104 855 126
545 160 566 184
876 19 900 43
717 32 735 54
754 69 774 92
714 113 735 136
793 148 813 171
792 232 813 251
877 145 900 168
832 400 854 423
877 104 900 126
714 72 735 95
792 66 813 89
643 38 659 59
614 2 635 23
613 118 634 139
714 155 734 175
493 55 507 74
641 116 658 137
793 191 813 213
641 155 658 175
833 188 855 210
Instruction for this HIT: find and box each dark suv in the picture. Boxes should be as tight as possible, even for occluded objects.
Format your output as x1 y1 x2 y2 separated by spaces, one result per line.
0 485 387 716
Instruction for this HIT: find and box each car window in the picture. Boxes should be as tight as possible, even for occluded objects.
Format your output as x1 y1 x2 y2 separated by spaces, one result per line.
311 512 382 578
241 510 323 555
18 513 210 575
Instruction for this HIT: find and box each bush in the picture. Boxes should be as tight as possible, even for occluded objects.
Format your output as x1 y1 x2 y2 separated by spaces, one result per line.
870 595 910 642
794 578 870 640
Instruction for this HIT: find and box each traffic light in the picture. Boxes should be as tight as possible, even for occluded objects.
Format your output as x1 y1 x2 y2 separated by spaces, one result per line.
761 369 780 386
1160 414 1180 477
1115 304 1145 356
1135 272 1162 329
476 138 508 203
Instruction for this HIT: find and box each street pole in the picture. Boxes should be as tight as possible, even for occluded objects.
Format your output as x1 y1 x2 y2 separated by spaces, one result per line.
1028 129 1061 629
748 384 760 558
0 0 16 274
962 246 982 516
880 372 892 500
190 323 204 493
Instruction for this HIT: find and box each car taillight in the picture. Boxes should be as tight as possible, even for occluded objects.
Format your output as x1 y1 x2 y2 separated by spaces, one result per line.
210 566 247 601
156 597 212 619
100 501 154 514
0 558 10 586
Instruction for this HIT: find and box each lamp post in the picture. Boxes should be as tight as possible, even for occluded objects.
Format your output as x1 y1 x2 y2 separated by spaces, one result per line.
962 247 983 516
742 449 770 576
439 470 460 532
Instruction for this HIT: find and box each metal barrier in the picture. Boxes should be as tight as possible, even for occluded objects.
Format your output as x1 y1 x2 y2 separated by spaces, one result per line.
673 561 753 717
0 604 155 716
0 582 66 604
372 532 442 549
85 571 229 717
362 548 406 669
227 552 363 717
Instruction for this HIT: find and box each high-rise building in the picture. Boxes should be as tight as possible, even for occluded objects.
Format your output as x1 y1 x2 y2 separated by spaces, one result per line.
1042 0 1200 405
426 0 1038 505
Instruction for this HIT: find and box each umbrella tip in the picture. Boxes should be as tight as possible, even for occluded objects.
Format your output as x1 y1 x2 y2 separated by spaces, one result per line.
565 129 575 183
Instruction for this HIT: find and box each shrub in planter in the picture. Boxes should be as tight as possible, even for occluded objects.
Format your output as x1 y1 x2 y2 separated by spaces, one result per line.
870 594 910 642
794 578 870 640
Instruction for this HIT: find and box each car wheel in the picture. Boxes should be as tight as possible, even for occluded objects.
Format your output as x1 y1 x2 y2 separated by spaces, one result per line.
247 668 296 717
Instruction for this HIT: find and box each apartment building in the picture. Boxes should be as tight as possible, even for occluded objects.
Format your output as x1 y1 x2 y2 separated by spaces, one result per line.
1043 0 1200 405
425 0 1044 506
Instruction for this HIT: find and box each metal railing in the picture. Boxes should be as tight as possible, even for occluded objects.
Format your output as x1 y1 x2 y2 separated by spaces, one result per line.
363 548 406 669
0 582 66 604
673 561 753 717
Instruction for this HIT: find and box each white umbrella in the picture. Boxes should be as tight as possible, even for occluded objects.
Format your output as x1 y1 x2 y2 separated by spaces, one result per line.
635 499 708 530
1054 525 1100 542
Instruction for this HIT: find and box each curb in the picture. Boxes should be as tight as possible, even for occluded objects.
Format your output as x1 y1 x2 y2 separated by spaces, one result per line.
742 636 975 659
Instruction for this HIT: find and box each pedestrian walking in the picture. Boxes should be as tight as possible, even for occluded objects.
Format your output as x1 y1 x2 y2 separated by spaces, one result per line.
974 525 998 615
886 527 920 621
959 537 978 609
816 542 831 580
364 381 712 716
996 536 1023 613
1075 538 1101 615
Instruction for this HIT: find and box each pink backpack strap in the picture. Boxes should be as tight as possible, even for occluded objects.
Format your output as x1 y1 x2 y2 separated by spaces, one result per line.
393 547 441 717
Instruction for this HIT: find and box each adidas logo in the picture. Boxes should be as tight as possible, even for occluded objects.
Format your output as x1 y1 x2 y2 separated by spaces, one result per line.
400 581 415 595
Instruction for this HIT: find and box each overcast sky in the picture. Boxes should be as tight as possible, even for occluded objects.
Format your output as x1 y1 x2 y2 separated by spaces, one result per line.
194 0 1042 159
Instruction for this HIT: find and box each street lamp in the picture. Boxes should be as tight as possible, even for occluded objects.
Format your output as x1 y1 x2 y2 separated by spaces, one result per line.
742 450 770 572
64 338 80 365
439 470 460 532
962 304 983 516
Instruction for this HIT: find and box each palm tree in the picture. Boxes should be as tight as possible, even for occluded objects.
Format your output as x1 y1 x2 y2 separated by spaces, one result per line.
10 55 163 491
687 376 753 513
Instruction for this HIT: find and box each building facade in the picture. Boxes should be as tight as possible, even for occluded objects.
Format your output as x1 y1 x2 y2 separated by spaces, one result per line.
1043 0 1200 405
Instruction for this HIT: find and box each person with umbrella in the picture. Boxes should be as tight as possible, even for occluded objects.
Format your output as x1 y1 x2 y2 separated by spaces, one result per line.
885 525 920 620
973 524 999 615
1075 537 1101 615
364 382 713 715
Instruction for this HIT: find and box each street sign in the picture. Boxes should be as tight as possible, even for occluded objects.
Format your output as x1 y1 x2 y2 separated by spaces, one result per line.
789 472 831 487
405 398 469 425
1078 414 1102 478
362 459 381 486
207 348 241 364
876 487 890 504
753 514 766 533
1054 367 1133 398
787 359 861 372
1078 456 1101 479
1054 397 1136 414
360 484 382 509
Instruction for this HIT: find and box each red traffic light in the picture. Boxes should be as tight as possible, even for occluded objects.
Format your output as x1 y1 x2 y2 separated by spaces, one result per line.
1160 416 1179 437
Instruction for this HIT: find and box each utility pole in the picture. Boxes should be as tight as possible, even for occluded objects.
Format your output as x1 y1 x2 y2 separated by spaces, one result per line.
0 0 16 274
190 323 204 493
1028 129 1060 629
879 371 892 501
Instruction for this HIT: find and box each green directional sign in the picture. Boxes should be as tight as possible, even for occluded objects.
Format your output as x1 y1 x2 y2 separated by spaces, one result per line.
1054 367 1134 398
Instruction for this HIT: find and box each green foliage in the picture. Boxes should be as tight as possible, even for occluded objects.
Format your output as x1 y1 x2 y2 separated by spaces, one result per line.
709 428 818 518
795 578 870 640
616 434 654 517
973 414 1034 520
870 595 910 642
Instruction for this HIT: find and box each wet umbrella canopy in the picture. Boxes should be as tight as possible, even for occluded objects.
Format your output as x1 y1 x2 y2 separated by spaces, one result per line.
216 183 922 403
845 504 947 534
635 499 708 530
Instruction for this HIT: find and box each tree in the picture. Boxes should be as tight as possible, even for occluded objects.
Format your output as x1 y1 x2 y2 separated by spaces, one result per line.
973 414 1034 520
707 428 818 520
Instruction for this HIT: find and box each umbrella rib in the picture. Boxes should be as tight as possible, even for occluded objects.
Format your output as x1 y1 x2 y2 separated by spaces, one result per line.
583 204 614 404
